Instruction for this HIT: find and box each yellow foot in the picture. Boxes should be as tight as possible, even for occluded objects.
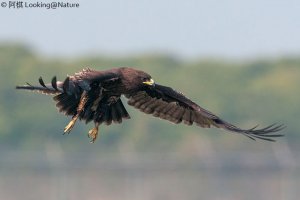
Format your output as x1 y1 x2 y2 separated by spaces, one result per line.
64 120 76 134
88 127 99 143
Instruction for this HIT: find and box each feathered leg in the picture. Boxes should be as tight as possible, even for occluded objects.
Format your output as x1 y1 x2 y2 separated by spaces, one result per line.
64 91 88 134
88 122 100 143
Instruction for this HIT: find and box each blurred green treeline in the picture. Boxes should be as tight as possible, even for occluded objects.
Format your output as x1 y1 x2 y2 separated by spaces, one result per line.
0 44 299 153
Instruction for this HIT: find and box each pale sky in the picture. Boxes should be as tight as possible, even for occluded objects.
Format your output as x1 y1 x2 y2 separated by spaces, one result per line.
1 0 299 58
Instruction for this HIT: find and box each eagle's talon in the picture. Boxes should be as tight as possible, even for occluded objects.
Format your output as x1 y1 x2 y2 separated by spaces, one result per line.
64 120 76 134
88 127 99 143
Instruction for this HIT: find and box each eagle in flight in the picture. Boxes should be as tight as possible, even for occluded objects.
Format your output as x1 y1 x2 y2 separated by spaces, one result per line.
16 67 284 143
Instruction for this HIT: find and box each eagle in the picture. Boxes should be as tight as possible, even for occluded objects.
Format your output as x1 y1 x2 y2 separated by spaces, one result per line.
16 67 284 143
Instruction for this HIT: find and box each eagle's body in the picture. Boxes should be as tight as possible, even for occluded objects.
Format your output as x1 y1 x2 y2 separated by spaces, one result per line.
16 67 284 142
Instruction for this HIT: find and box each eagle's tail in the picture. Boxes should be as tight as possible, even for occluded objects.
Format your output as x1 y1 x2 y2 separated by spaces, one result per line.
16 76 63 95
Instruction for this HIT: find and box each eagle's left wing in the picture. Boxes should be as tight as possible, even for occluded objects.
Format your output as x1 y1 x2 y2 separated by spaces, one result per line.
126 84 284 141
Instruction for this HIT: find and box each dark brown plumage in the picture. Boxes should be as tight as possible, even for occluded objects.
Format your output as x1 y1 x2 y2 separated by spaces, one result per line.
16 67 285 142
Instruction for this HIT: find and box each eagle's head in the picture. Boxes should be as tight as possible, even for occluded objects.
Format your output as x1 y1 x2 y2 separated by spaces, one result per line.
120 67 155 92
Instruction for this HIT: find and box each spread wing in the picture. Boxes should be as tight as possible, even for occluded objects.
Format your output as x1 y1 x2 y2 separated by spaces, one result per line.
126 84 284 141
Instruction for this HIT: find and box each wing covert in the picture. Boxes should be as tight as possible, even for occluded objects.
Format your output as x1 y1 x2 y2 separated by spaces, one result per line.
126 84 216 127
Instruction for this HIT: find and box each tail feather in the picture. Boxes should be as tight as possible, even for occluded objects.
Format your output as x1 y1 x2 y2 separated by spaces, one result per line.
103 106 112 125
92 99 130 125
53 93 79 115
115 100 130 119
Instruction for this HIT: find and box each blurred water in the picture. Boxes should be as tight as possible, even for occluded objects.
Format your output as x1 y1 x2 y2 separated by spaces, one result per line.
0 149 299 200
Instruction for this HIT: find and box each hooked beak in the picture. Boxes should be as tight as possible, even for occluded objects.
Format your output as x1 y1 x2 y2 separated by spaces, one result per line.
143 78 155 86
